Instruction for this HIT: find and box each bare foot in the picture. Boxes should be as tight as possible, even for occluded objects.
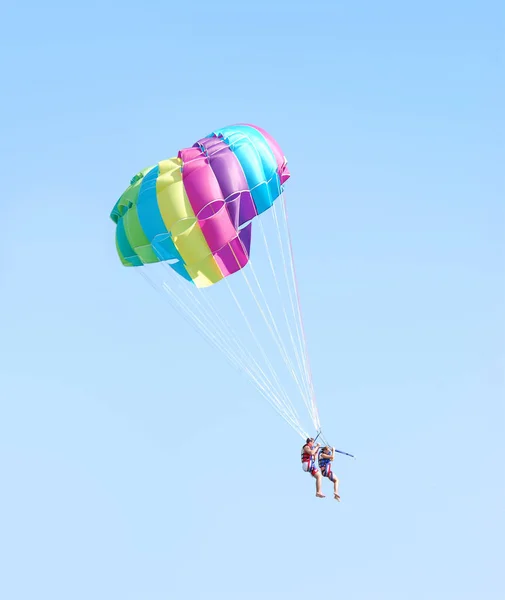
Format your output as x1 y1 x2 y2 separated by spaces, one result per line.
316 493 326 498
334 494 341 501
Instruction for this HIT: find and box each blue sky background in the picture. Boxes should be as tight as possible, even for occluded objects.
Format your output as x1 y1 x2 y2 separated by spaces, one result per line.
1 1 504 599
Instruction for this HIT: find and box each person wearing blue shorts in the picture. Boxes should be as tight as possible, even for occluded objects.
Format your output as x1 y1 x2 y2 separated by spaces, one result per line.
318 446 340 501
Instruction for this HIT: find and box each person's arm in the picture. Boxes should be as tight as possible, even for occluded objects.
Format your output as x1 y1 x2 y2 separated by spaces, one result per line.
303 443 320 456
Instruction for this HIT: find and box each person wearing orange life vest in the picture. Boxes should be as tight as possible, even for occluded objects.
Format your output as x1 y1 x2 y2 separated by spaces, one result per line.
301 437 325 498
318 446 340 501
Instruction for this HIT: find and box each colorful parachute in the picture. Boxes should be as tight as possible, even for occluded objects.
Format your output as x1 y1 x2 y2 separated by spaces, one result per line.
110 124 320 440
110 124 290 288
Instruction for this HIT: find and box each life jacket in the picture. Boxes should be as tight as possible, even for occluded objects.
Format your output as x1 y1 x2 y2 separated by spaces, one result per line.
318 449 331 470
301 445 314 467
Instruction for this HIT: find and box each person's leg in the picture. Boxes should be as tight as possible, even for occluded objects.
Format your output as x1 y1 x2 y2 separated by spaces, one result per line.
314 470 325 498
330 471 340 500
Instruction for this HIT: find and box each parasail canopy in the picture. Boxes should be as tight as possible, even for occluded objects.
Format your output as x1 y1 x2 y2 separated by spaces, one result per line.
111 124 290 288
110 124 322 440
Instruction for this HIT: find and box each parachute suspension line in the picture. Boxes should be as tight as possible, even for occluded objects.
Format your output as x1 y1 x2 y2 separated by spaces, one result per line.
242 268 303 398
256 217 314 421
140 267 306 438
167 269 306 436
142 265 249 393
158 264 308 438
137 268 161 292
138 269 250 382
241 142 309 404
270 198 320 431
150 270 245 373
238 262 307 426
257 216 309 400
278 194 320 429
161 272 302 431
190 289 304 432
269 200 315 425
223 278 306 436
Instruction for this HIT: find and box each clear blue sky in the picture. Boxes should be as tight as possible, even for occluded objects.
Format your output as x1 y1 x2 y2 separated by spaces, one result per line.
1 1 504 599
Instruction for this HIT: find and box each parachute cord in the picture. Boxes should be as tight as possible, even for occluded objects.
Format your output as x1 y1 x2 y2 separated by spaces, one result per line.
246 260 308 406
256 217 314 422
270 200 316 427
271 199 320 431
190 287 306 432
163 278 305 436
277 195 320 430
136 267 307 438
150 267 308 438
257 216 310 400
237 264 305 428
162 268 305 435
224 278 305 432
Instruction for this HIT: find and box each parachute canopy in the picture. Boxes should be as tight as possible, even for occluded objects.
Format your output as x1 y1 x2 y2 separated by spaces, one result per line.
110 124 321 440
110 124 290 288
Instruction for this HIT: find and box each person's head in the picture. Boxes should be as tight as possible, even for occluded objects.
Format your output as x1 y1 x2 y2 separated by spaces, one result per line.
322 446 329 454
306 437 314 447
